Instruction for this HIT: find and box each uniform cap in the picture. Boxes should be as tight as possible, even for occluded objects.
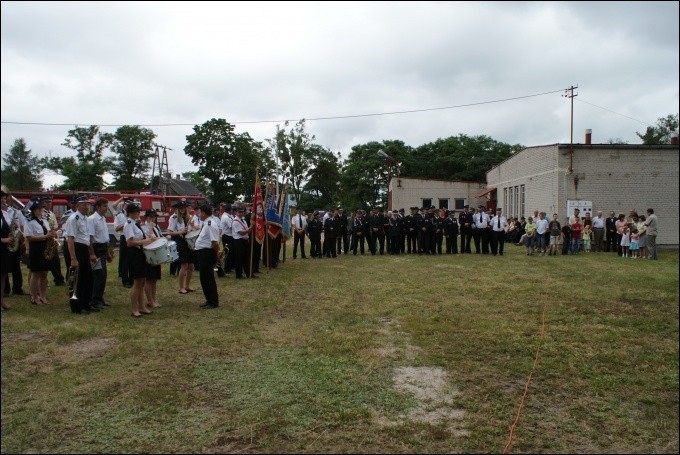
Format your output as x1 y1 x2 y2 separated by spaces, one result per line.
235 206 245 212
496 207 502 212
223 203 232 210
126 203 141 213
144 208 157 217
172 201 187 209
74 195 92 204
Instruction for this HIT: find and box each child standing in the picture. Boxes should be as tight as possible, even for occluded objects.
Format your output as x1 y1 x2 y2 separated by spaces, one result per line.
582 224 593 253
561 218 572 255
524 217 536 255
570 218 582 254
629 229 640 258
620 225 631 258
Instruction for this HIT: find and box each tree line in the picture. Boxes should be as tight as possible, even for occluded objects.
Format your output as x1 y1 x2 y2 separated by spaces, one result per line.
2 113 678 212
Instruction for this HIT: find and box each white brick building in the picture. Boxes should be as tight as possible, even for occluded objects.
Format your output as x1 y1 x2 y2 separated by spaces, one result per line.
484 143 679 246
389 177 487 212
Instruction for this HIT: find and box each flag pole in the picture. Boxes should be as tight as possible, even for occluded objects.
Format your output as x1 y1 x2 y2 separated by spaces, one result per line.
249 169 258 279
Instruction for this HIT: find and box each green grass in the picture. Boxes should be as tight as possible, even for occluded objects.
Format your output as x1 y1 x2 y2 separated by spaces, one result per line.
2 246 678 453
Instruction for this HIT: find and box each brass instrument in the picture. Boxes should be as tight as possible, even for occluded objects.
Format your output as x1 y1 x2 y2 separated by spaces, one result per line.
7 210 23 253
44 236 60 260
68 266 79 300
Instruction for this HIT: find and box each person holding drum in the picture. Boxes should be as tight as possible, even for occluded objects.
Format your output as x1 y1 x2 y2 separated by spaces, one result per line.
167 201 195 294
141 208 163 309
124 203 156 318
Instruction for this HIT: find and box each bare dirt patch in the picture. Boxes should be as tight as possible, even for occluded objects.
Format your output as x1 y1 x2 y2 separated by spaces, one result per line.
67 337 116 359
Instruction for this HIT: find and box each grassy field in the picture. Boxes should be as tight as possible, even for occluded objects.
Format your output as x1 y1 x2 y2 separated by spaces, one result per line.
1 245 678 453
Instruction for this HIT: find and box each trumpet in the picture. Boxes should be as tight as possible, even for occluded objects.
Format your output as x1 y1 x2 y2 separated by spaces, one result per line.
68 266 79 300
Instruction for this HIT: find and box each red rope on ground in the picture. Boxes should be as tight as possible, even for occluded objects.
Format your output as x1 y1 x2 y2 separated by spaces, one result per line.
502 288 549 454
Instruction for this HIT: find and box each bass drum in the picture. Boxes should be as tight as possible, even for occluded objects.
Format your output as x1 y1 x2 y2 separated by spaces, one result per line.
167 240 179 262
143 238 172 265
185 230 200 251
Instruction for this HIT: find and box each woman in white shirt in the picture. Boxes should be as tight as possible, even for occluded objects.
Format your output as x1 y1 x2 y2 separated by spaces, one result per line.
24 200 56 305
124 204 156 318
167 202 196 294
141 209 162 309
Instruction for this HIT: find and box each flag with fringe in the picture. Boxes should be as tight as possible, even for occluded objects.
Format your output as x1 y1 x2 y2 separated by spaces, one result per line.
252 173 266 244
280 185 291 239
264 181 281 238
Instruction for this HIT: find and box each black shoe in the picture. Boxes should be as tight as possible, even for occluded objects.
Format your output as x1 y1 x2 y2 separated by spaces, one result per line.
91 303 105 310
75 309 91 315
122 282 132 288
249 275 258 279
199 302 211 308
87 305 101 312
54 281 66 287
102 302 111 307
12 289 26 296
235 276 245 279
201 303 218 309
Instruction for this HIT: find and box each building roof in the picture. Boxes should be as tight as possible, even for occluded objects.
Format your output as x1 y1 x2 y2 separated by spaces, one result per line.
166 178 202 196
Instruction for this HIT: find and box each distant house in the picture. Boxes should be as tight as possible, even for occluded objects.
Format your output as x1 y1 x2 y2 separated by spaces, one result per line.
388 177 488 212
164 175 202 196
484 140 679 246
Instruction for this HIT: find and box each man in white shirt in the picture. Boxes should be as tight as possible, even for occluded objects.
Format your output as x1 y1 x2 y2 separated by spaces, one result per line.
490 207 508 256
644 208 658 260
3 192 26 297
113 198 133 288
88 197 113 309
64 196 97 314
195 205 221 309
535 212 550 255
291 205 307 259
220 204 234 274
591 211 606 252
472 206 489 254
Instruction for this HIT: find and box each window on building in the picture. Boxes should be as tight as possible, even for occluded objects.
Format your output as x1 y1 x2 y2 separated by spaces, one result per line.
438 199 449 209
454 199 465 210
422 198 432 209
520 185 525 217
503 188 508 215
509 187 514 218
514 186 519 218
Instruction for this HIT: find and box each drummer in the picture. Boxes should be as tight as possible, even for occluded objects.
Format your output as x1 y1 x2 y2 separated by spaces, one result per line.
167 201 195 295
141 208 162 309
124 203 156 318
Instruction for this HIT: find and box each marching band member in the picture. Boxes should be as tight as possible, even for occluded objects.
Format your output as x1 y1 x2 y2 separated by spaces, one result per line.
1 185 14 310
41 196 66 286
23 198 54 305
195 205 220 309
231 205 254 279
3 188 26 298
210 206 225 277
87 198 112 309
64 196 97 314
113 197 133 288
167 201 195 294
123 203 156 318
59 197 77 276
141 208 162 309
220 203 235 275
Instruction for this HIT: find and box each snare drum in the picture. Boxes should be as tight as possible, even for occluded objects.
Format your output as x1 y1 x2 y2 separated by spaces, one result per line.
143 238 173 265
185 230 200 251
167 240 179 262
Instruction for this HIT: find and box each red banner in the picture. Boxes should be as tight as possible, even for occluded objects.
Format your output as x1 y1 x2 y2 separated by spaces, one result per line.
253 175 265 244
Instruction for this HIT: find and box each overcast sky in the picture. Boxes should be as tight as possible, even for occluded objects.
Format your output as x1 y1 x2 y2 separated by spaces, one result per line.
2 1 678 188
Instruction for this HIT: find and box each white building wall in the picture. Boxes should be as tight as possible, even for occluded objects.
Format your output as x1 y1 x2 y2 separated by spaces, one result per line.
390 177 486 211
488 144 679 245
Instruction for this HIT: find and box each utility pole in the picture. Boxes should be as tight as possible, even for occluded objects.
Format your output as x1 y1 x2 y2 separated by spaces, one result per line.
275 124 280 196
149 144 171 195
562 85 578 173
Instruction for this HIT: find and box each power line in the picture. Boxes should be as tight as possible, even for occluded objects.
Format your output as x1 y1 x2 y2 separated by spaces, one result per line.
576 98 652 126
0 88 567 128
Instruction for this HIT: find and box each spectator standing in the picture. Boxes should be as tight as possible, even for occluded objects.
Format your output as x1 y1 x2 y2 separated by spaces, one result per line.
644 208 658 260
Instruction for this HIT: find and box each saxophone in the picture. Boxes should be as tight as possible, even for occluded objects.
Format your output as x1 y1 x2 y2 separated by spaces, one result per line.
7 210 23 253
43 211 60 260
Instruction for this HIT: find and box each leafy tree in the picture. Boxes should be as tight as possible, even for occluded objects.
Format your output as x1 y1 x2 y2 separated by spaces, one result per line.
184 118 274 204
1 138 44 190
274 120 315 207
405 135 520 182
636 113 679 144
340 141 390 210
303 145 342 211
44 125 113 190
109 125 156 189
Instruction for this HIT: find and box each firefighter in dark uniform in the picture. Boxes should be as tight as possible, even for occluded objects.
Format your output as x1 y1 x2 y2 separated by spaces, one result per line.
336 207 348 255
195 204 220 309
387 210 402 255
444 210 459 254
308 211 323 258
417 207 431 254
433 208 444 254
368 207 385 255
351 209 365 255
323 209 337 258
459 205 474 253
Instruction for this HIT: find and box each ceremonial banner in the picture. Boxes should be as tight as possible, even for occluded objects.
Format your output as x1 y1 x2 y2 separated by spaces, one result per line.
264 182 281 238
253 174 266 244
280 186 291 240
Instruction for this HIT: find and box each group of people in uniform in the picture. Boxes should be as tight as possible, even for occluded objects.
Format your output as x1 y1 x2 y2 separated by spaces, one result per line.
287 204 510 258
